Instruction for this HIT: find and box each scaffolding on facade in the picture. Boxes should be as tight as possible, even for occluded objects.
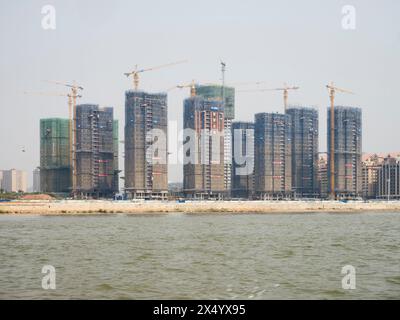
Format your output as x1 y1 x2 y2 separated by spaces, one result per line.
40 118 71 193
327 106 362 199
183 96 226 199
75 104 115 198
124 91 168 200
231 121 255 199
254 113 292 199
113 120 120 193
195 85 235 196
286 106 319 198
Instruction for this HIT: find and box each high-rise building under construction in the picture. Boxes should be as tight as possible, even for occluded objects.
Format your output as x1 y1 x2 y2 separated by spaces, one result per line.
196 85 235 119
286 106 319 198
75 104 115 198
113 120 119 193
254 113 292 199
124 91 168 199
183 96 225 199
327 106 362 198
40 118 71 193
231 121 254 199
196 85 235 194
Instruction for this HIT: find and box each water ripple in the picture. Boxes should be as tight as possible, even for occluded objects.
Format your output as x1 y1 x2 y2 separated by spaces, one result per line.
0 212 399 299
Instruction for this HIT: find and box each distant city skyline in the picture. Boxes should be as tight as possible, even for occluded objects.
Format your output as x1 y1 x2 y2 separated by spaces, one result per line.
1 0 399 186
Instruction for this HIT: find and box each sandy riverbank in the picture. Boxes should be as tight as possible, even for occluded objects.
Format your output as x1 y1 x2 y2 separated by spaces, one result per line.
1 200 400 215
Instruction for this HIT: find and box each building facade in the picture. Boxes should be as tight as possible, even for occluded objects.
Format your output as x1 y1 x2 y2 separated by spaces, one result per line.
75 104 115 198
183 96 225 199
125 91 168 199
361 154 380 199
286 106 319 198
0 169 27 193
33 168 41 193
40 118 71 193
377 156 400 200
196 85 235 194
317 155 328 198
113 120 119 194
327 106 362 199
254 113 292 199
231 121 254 199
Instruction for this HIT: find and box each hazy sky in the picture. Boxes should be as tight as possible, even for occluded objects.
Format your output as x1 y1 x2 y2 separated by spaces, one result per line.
0 0 399 186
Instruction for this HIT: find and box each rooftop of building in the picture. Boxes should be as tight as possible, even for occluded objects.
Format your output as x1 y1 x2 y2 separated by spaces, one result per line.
327 105 362 112
76 104 114 111
184 95 224 109
125 90 167 97
362 152 400 162
40 118 69 121
232 121 254 126
195 84 235 90
286 105 318 113
254 112 288 118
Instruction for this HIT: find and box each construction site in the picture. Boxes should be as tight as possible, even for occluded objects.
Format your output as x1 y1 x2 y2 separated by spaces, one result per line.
29 58 372 202
113 120 119 193
196 84 235 196
75 104 116 198
183 96 226 199
254 113 292 200
286 106 319 198
124 91 168 200
40 118 71 194
327 106 363 199
231 121 255 199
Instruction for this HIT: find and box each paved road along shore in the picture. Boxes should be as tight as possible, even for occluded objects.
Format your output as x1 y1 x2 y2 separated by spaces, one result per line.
1 200 400 214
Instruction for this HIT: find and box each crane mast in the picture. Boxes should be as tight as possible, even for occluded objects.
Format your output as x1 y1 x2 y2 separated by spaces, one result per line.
221 61 226 104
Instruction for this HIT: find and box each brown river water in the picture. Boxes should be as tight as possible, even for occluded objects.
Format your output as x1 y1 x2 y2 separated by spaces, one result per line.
0 212 399 299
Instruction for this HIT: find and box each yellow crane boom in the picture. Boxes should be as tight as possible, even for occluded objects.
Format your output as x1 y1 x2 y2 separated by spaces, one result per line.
168 80 197 97
199 81 268 87
124 60 188 91
238 83 300 111
169 80 269 98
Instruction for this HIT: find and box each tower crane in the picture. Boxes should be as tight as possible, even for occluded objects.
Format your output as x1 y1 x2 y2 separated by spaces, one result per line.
168 80 197 97
326 82 354 200
271 85 299 112
124 60 188 91
199 81 268 87
41 81 84 196
168 80 268 98
238 84 299 112
25 90 82 195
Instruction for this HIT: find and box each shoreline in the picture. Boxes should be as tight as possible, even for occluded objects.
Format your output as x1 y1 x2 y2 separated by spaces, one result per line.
1 200 400 215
